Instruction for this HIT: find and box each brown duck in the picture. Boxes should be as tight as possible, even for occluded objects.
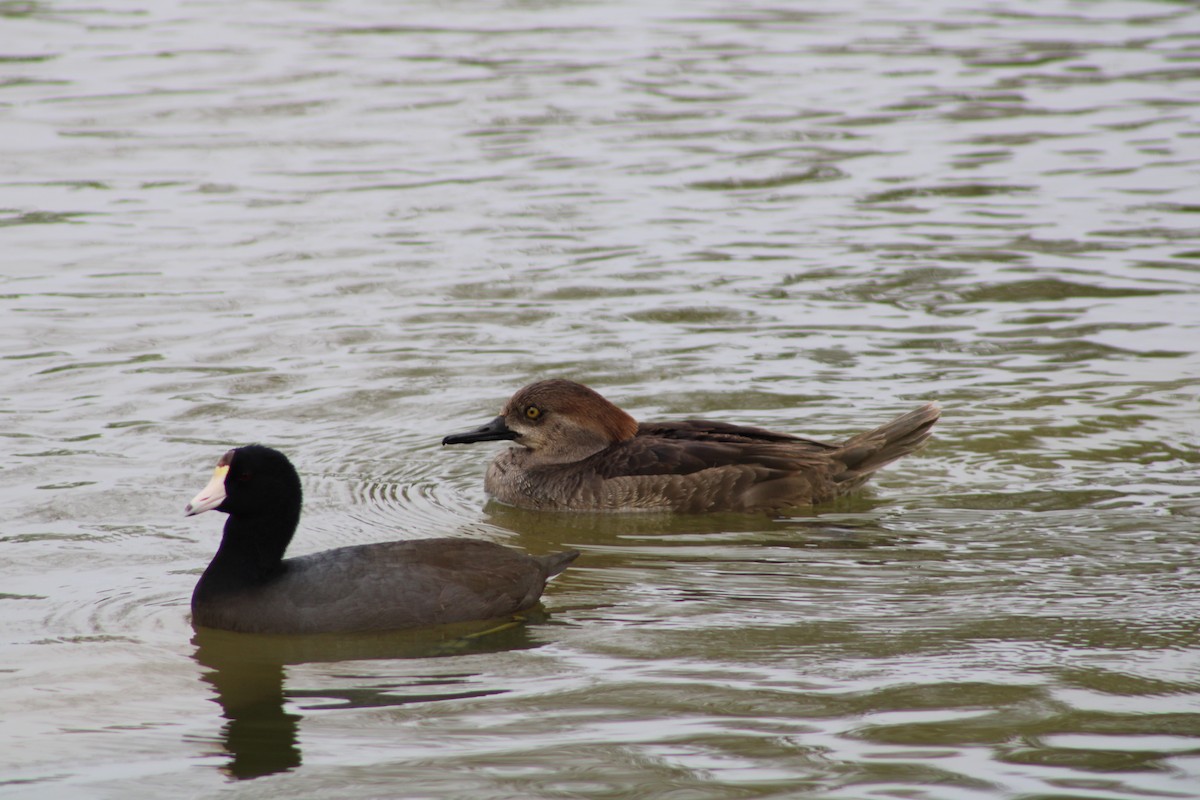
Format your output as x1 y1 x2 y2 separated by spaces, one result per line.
442 379 939 514
185 445 577 634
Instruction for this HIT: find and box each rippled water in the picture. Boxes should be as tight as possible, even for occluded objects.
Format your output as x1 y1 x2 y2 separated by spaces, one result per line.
3 0 1200 796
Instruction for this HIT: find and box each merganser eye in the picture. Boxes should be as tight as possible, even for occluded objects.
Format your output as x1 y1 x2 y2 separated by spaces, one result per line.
525 406 541 420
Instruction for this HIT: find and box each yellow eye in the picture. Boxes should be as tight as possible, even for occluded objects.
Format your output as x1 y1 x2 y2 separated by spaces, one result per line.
525 406 541 420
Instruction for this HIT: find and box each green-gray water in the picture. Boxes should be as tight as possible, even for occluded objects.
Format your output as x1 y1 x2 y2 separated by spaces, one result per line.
2 1 1199 797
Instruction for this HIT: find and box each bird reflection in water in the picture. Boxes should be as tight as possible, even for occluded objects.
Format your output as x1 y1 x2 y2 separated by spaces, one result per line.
191 613 550 780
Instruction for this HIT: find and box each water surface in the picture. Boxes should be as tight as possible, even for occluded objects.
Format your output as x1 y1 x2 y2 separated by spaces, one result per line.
2 0 1200 797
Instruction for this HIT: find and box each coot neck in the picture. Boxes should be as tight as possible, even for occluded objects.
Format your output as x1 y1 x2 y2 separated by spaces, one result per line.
195 507 299 597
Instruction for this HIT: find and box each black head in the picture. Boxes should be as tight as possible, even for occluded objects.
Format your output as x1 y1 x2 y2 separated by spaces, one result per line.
185 445 302 518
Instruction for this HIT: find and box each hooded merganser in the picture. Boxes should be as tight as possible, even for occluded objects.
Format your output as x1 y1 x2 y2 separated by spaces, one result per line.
443 379 939 514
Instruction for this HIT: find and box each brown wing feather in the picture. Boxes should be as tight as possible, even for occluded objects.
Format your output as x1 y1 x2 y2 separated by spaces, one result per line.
638 419 836 448
510 433 841 512
583 432 836 479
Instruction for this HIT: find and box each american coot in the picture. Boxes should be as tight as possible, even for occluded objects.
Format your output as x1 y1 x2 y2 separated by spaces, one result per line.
185 445 578 635
442 379 940 514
